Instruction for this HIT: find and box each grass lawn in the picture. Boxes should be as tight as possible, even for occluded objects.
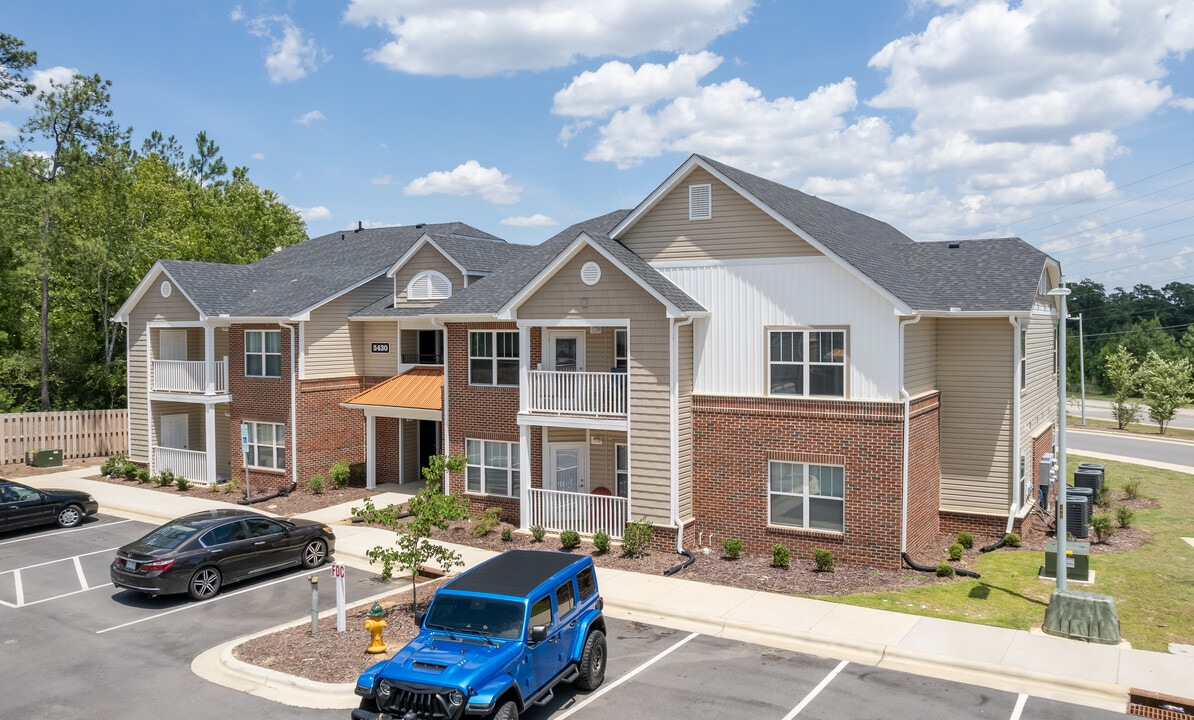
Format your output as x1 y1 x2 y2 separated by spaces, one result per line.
1066 413 1194 442
822 455 1194 652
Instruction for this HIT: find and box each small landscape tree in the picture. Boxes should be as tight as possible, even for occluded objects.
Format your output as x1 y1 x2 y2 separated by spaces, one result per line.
1102 345 1140 429
1135 351 1194 435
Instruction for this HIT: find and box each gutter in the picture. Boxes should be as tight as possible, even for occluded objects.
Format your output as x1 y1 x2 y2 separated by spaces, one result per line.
897 313 921 554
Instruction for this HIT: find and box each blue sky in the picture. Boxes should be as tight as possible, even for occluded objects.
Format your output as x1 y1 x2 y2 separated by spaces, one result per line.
4 0 1193 291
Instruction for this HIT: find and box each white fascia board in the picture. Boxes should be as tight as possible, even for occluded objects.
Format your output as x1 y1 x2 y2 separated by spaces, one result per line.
149 392 231 406
385 234 469 279
516 412 627 432
113 263 204 322
291 269 389 321
516 318 630 328
497 232 690 319
341 403 443 422
610 154 702 237
917 310 1030 318
426 313 499 323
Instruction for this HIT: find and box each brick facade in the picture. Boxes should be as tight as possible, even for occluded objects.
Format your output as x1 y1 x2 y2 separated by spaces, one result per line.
906 392 942 552
227 324 294 493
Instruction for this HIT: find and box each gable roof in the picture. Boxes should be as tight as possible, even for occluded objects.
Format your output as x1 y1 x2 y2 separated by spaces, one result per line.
898 237 1054 312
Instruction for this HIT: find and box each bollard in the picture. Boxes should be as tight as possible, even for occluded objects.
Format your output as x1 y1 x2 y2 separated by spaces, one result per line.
309 575 319 635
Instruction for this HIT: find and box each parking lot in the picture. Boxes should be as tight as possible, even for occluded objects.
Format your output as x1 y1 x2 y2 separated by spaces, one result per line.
1 513 1131 720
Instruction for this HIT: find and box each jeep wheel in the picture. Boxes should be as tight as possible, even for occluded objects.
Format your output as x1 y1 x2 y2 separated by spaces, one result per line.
575 629 606 690
489 699 518 720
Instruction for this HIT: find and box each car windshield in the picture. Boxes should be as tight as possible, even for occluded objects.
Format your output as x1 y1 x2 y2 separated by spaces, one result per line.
425 595 524 640
138 521 202 549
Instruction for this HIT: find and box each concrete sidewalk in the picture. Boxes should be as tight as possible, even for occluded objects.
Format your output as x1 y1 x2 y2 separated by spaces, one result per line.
21 467 1194 712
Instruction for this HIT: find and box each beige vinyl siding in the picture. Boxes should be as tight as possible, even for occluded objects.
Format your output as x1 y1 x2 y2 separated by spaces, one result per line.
393 244 463 306
214 328 229 366
903 317 937 396
619 167 819 262
126 273 202 462
362 323 400 377
678 320 693 522
546 427 586 443
303 276 392 379
1020 311 1058 482
520 246 673 524
152 401 205 452
937 318 1014 515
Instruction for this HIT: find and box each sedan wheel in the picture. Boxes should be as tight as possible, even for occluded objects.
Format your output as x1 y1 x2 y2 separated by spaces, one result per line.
188 567 222 600
301 539 328 568
56 505 83 528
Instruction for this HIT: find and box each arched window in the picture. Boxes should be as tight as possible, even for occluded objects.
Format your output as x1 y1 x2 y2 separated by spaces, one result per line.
407 270 452 300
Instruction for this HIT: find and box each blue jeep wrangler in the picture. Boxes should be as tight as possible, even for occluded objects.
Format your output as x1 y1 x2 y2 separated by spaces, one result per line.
353 549 607 720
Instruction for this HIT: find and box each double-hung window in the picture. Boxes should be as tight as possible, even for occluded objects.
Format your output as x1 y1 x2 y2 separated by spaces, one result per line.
769 461 844 532
614 329 628 370
469 331 519 385
615 443 629 498
768 329 845 397
245 330 281 378
244 422 285 470
465 439 520 496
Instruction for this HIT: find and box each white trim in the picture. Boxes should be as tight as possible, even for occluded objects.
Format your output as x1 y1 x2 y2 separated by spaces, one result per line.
149 392 231 405
516 318 630 329
341 404 443 422
385 234 468 279
544 329 586 372
516 413 627 432
407 269 453 300
289 269 389 321
546 441 587 494
113 264 204 323
653 255 830 269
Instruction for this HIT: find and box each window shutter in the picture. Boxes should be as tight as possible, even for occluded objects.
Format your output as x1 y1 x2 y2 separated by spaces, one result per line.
689 183 712 220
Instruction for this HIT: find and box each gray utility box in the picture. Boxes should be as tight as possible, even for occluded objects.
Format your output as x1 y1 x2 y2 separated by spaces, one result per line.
1042 539 1091 582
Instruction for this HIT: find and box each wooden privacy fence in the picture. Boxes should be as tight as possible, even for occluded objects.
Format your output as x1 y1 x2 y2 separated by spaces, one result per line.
0 410 128 465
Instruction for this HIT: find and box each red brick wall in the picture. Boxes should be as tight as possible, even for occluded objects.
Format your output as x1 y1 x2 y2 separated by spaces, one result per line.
295 376 383 488
906 393 942 552
375 417 399 485
228 325 293 492
691 395 909 569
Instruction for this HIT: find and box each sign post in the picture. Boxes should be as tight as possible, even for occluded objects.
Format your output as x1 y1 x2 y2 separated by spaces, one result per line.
240 422 251 500
332 562 346 632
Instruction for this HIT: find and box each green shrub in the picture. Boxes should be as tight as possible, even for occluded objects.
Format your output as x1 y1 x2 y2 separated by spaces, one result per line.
1115 505 1135 529
1122 479 1141 499
621 517 654 557
472 507 502 537
1094 487 1112 509
1091 513 1115 542
1004 532 1021 547
500 526 514 542
722 537 742 559
936 562 955 578
120 460 139 479
308 474 325 494
101 451 127 477
560 529 581 551
174 477 192 492
530 525 546 542
948 543 964 561
956 531 974 550
134 467 149 483
772 544 790 568
813 548 834 572
222 478 240 495
592 531 611 554
329 460 351 489
154 469 175 487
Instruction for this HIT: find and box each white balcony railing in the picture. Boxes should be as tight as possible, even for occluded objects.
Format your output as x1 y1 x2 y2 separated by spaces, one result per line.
153 446 210 484
152 358 228 394
526 487 629 538
526 370 627 416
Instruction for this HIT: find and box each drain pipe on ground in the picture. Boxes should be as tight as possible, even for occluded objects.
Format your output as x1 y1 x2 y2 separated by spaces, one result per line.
664 316 696 576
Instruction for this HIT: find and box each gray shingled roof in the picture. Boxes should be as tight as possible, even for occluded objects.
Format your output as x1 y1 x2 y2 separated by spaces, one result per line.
429 210 706 316
695 155 1053 312
157 223 521 318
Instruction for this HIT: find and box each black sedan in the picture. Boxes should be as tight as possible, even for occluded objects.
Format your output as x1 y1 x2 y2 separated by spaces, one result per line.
0 478 99 532
110 508 336 600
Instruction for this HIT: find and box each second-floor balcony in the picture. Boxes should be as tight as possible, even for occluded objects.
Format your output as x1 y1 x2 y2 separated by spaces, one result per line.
153 358 229 394
526 370 627 417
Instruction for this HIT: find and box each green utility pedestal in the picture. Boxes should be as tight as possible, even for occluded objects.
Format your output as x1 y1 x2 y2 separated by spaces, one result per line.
1041 539 1091 582
1042 589 1121 644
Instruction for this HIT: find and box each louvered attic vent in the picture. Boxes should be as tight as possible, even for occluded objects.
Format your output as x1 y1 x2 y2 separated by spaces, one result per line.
408 270 452 300
689 183 712 220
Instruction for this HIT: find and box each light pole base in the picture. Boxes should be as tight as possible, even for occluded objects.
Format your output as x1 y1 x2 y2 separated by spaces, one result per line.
1042 588 1121 644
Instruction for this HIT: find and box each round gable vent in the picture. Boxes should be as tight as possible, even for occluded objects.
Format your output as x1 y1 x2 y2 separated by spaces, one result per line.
160 280 172 298
580 261 601 286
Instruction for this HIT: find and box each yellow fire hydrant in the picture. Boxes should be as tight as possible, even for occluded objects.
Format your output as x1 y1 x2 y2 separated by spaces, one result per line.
364 603 388 654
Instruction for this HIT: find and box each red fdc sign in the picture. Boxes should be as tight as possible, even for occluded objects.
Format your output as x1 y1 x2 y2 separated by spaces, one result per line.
331 563 345 579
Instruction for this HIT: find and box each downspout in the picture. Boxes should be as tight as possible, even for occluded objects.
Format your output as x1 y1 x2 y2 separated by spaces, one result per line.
279 322 298 493
898 313 921 555
668 316 695 561
1005 315 1021 535
431 317 449 493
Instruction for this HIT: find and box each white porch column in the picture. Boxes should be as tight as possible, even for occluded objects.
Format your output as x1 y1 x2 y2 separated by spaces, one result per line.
518 324 531 413
519 424 530 530
366 415 376 489
204 325 215 395
205 404 217 484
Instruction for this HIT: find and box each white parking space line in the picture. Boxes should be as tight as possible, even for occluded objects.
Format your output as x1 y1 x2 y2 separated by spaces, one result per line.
0 547 120 574
780 659 849 719
12 570 23 607
1009 693 1028 720
0 518 131 547
17 583 114 608
554 631 699 720
73 556 88 590
96 567 329 635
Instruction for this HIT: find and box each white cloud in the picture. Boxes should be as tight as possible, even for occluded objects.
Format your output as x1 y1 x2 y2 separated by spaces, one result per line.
294 205 331 221
14 66 77 108
1173 97 1194 111
295 110 325 126
241 15 326 83
0 121 17 139
403 161 522 204
371 174 396 185
250 152 265 160
553 52 722 117
230 5 244 21
501 213 558 227
343 0 753 77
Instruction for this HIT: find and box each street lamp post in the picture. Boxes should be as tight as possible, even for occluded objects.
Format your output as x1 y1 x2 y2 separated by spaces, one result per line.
1048 284 1071 591
1077 312 1085 426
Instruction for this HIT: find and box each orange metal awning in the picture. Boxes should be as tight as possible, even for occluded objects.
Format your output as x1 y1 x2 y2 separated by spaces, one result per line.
343 367 443 415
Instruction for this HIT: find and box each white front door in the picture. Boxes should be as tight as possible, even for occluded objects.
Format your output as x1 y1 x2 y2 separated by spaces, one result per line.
547 331 584 372
160 329 187 361
548 443 587 493
162 414 189 450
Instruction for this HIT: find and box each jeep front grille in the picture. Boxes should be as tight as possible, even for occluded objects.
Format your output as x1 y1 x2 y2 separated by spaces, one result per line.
380 687 457 719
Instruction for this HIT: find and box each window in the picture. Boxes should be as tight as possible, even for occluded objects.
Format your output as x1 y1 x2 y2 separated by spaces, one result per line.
245 330 281 378
768 330 845 397
408 270 452 300
199 521 246 547
555 580 575 618
769 461 844 533
689 183 712 220
529 596 553 630
615 444 629 498
244 421 285 470
469 331 519 385
576 567 596 601
614 329 628 370
465 439 520 496
246 517 286 537
1020 326 1028 391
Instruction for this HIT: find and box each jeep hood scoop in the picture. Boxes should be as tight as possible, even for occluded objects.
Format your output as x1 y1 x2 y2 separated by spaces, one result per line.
382 636 521 687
